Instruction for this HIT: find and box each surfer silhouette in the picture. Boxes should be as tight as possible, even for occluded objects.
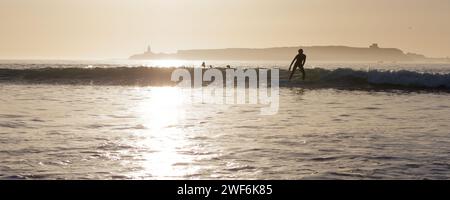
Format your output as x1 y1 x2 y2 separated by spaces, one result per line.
289 49 307 81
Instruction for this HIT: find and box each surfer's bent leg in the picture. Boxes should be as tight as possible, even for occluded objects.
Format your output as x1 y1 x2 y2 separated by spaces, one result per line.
300 66 305 80
289 66 298 81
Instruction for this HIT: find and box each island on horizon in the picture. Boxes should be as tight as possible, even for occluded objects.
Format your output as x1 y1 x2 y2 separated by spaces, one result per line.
130 44 450 63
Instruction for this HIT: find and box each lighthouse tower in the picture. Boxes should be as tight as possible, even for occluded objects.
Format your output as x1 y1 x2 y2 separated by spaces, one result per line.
146 45 152 53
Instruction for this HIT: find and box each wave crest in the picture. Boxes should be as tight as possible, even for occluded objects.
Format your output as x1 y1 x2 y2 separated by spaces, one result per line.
305 68 450 89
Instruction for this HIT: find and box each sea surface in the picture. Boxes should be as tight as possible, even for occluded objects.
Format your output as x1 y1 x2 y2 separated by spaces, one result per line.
1 60 450 179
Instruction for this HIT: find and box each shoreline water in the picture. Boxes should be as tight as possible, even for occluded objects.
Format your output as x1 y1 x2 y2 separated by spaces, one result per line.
1 84 450 180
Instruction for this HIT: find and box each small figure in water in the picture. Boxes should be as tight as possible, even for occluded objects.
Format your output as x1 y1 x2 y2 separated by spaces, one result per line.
289 49 307 81
201 62 206 68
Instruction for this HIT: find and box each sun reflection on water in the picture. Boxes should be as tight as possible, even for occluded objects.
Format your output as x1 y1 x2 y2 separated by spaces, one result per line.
138 87 185 130
130 87 198 179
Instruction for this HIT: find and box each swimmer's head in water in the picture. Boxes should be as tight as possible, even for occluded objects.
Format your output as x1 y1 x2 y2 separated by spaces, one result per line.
298 49 304 54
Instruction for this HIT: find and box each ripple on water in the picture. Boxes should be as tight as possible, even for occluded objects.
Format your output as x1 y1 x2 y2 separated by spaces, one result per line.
107 114 137 119
0 121 28 128
226 164 257 172
112 124 147 130
2 175 28 180
0 114 26 118
361 107 382 110
309 156 341 162
97 142 135 151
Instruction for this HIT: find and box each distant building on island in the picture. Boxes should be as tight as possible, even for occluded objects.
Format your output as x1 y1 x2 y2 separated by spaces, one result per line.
129 43 445 62
129 45 175 60
370 43 379 49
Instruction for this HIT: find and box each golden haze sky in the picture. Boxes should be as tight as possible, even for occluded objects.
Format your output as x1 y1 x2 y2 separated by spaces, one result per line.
1 0 449 59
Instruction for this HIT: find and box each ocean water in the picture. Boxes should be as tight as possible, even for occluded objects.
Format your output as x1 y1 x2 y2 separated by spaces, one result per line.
1 60 450 180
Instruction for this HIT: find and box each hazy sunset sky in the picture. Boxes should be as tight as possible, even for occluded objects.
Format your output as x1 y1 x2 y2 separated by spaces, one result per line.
1 0 449 59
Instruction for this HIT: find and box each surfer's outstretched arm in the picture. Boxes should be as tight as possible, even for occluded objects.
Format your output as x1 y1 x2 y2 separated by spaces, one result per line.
288 56 297 71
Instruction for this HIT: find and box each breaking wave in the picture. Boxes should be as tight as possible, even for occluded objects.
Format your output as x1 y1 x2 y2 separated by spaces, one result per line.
0 67 449 90
303 68 450 89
